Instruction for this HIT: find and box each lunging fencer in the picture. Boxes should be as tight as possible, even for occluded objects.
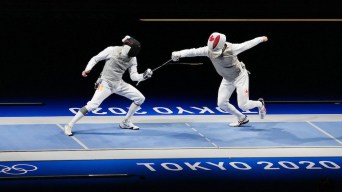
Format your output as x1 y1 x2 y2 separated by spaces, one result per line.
171 32 267 127
64 35 153 136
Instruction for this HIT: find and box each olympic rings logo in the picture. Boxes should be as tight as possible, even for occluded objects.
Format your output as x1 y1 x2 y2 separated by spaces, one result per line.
0 164 38 175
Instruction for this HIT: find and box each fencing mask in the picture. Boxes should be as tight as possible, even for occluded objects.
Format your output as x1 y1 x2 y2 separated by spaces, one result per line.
122 35 141 57
207 32 226 54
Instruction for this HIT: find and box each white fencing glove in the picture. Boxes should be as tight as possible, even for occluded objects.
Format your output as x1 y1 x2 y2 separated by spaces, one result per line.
143 68 153 80
171 51 181 61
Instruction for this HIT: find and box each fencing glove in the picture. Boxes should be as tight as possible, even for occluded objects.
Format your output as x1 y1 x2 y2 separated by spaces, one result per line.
171 52 181 61
143 68 153 80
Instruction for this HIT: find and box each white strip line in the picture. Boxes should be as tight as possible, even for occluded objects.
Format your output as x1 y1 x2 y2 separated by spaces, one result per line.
306 121 342 145
185 123 218 148
1 115 342 124
56 124 89 149
2 147 342 161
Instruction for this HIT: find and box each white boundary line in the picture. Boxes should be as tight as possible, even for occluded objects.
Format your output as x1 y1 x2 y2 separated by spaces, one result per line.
1 147 342 161
306 121 342 145
56 124 89 150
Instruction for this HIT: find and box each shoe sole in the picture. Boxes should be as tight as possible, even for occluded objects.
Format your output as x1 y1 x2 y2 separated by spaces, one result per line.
230 119 249 127
119 125 139 130
64 130 73 136
64 126 73 136
241 119 249 125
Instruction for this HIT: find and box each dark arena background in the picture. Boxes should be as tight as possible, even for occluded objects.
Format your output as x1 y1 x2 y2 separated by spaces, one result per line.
1 0 342 192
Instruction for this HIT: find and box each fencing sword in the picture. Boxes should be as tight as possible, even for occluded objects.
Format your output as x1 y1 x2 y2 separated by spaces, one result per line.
136 59 203 86
136 59 172 86
151 59 173 73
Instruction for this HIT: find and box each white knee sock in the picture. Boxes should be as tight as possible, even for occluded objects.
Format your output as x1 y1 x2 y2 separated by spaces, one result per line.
69 111 84 127
125 103 140 121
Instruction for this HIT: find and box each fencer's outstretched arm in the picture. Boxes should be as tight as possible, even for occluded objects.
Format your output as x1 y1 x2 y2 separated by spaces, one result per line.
172 47 208 61
82 47 113 77
231 36 268 55
171 36 268 61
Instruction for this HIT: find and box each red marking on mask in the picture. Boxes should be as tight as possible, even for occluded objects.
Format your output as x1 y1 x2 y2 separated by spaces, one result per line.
209 35 221 49
209 35 215 41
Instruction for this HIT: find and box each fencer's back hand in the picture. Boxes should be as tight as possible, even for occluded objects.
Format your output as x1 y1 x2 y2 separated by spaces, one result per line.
82 70 90 77
171 51 181 61
262 36 268 42
143 68 153 80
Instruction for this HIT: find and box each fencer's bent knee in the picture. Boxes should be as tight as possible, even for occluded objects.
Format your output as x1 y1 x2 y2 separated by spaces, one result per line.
217 100 227 110
85 101 101 112
135 95 145 106
238 103 249 111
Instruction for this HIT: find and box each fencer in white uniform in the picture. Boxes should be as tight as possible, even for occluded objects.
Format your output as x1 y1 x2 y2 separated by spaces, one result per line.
172 32 267 127
64 35 153 136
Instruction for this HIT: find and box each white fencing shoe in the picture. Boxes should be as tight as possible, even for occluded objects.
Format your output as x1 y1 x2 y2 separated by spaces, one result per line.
119 119 139 130
229 115 249 127
258 98 267 119
64 124 73 136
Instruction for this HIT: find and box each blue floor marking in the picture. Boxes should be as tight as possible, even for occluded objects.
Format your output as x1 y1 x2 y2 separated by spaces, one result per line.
1 122 341 151
0 124 83 150
189 122 341 147
70 123 214 149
